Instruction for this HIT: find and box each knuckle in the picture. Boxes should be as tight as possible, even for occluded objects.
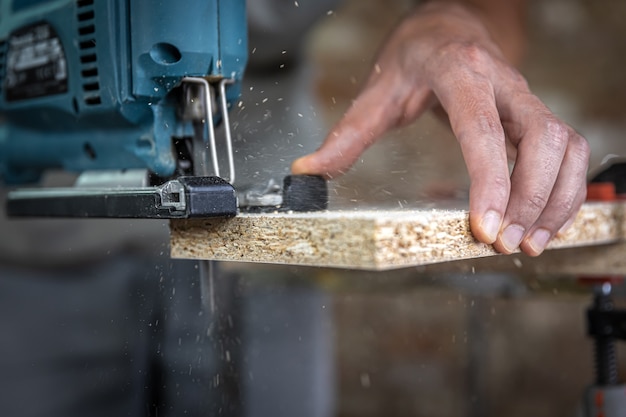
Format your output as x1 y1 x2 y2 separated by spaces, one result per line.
436 41 491 71
454 107 503 145
542 118 570 147
476 109 504 136
470 172 510 201
533 116 591 168
526 192 549 212
491 173 511 191
455 42 490 66
552 195 576 216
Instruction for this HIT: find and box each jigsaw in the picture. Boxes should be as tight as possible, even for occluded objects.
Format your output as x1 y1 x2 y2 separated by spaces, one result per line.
0 0 327 218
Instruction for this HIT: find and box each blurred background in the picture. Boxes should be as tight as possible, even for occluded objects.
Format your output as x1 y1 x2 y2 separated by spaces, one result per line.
237 1 626 416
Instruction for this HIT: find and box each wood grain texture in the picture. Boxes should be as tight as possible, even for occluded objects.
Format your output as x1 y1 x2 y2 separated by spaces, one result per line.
170 202 625 271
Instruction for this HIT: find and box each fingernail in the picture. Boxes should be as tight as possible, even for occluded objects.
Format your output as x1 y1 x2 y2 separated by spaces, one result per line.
500 224 525 253
527 228 551 255
480 210 502 243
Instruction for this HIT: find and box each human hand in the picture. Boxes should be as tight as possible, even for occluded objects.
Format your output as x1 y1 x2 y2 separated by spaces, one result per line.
291 1 590 256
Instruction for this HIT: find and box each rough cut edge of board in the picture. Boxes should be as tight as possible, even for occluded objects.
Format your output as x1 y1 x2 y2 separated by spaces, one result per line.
170 202 624 271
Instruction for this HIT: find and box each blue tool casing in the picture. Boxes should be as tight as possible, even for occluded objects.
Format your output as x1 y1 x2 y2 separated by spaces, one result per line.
0 0 247 184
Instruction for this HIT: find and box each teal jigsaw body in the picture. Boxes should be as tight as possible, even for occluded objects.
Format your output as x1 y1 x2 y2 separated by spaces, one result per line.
0 0 247 184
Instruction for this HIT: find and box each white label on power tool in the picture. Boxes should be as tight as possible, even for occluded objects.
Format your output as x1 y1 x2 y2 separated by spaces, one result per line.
5 22 68 101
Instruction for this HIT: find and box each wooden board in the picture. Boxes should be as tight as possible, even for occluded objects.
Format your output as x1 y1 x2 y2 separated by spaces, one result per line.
413 241 626 277
170 202 625 271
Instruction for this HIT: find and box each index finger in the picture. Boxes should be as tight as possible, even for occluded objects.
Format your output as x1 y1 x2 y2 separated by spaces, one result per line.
291 74 432 178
